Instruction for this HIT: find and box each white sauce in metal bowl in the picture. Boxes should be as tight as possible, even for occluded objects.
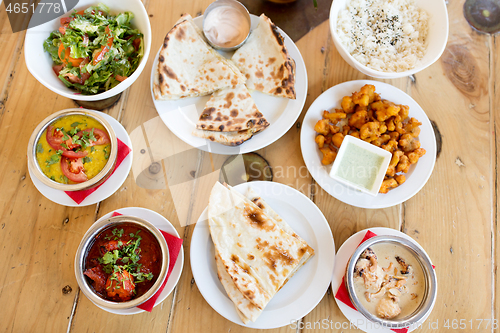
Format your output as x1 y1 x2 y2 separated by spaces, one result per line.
353 243 425 319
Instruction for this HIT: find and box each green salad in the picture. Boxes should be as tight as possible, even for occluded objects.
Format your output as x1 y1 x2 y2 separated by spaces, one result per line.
43 4 144 95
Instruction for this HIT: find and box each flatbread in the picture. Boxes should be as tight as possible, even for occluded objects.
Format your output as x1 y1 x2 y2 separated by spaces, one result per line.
191 128 256 146
153 14 246 100
231 14 296 99
208 182 314 322
196 84 269 132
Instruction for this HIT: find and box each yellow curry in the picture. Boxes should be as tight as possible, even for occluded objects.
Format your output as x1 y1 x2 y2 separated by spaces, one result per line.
36 115 111 184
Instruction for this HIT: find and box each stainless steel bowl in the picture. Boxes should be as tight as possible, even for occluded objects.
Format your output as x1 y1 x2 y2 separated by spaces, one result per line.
202 0 251 52
27 108 118 191
345 235 437 329
74 215 169 310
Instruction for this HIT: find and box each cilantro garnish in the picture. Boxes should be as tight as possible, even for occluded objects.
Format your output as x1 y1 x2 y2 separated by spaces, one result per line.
45 150 63 166
71 122 81 127
83 156 92 164
36 143 44 154
98 228 152 283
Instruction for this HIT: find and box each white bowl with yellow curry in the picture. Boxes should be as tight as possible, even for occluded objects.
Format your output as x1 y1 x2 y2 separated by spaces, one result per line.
27 109 118 191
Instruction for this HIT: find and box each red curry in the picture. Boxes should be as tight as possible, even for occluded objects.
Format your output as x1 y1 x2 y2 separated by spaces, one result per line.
84 223 163 302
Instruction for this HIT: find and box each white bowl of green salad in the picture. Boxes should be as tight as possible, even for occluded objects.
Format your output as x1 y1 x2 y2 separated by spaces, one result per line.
24 0 151 100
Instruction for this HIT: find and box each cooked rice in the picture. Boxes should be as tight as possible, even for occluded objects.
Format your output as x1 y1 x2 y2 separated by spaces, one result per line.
337 0 429 72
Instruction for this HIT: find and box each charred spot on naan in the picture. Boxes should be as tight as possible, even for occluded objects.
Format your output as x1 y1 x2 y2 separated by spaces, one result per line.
230 109 239 117
270 22 284 46
224 92 235 108
244 204 275 231
163 65 179 81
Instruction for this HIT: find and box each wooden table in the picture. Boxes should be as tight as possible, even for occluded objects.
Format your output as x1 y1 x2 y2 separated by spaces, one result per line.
1 0 498 332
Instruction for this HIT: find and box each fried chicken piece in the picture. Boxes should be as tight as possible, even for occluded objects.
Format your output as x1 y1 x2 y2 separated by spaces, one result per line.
394 174 406 185
360 122 381 141
399 134 421 152
396 155 411 173
349 110 369 129
314 119 331 136
315 135 325 148
386 117 396 131
360 84 376 103
323 110 347 123
387 151 404 177
382 140 399 153
407 148 426 164
380 178 398 193
342 125 351 136
319 147 337 165
399 104 410 120
341 95 356 113
352 91 370 107
372 100 401 122
404 117 422 137
371 134 391 147
332 133 344 148
350 131 360 139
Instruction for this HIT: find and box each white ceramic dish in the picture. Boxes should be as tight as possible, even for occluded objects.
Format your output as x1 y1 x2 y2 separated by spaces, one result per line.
329 0 449 79
24 0 152 100
28 111 133 206
88 207 184 315
150 15 308 155
300 80 436 209
330 135 392 196
190 181 335 328
331 227 436 332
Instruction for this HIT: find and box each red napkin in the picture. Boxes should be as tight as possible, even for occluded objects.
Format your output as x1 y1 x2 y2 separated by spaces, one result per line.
65 138 131 204
335 230 410 333
111 212 183 312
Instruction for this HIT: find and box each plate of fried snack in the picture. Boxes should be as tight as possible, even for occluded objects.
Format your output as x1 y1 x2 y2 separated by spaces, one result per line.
150 12 307 155
300 80 436 208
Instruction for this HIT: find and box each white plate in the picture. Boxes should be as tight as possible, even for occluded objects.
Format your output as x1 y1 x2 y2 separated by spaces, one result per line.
300 80 436 209
190 181 335 328
331 227 436 333
28 111 133 207
150 15 308 155
89 207 184 315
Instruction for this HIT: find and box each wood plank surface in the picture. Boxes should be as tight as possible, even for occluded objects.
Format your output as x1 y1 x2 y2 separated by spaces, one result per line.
0 0 498 332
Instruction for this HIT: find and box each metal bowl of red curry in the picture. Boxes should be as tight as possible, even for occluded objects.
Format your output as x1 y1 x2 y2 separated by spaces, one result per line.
75 215 169 310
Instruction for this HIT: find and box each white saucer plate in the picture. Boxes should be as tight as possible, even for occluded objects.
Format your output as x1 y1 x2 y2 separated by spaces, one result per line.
89 207 184 315
331 227 436 332
190 181 335 329
28 111 133 207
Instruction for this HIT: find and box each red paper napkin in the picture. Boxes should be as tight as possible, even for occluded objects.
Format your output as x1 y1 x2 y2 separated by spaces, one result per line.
111 212 183 312
65 138 131 204
335 230 409 333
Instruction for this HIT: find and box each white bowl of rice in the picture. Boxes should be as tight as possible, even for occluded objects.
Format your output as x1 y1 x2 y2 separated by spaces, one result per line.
329 0 449 78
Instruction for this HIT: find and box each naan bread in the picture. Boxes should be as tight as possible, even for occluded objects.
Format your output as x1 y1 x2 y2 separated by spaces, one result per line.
196 84 269 132
153 14 246 100
192 128 256 146
231 14 296 99
208 182 314 322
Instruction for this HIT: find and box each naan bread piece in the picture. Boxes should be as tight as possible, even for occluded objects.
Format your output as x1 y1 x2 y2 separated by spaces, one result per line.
244 188 314 288
153 14 245 100
215 253 262 324
208 182 313 312
192 128 255 146
231 14 296 99
196 84 269 132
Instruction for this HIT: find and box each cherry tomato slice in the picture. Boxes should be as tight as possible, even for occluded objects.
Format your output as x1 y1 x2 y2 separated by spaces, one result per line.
77 128 110 146
62 150 87 158
46 125 81 151
58 43 85 67
92 26 113 65
115 75 127 82
52 64 65 76
61 157 87 183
